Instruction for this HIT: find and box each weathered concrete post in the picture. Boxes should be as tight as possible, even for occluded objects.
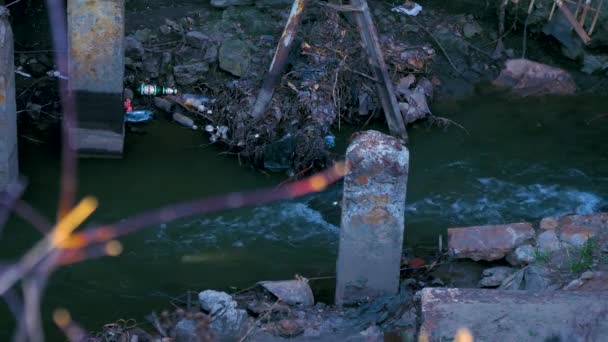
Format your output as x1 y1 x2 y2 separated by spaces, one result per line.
0 7 18 191
68 0 125 156
335 130 409 306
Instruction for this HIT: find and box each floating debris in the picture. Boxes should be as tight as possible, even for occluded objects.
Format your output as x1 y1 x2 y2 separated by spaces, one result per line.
125 110 154 123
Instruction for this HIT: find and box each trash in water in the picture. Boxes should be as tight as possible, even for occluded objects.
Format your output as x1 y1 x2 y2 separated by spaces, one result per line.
181 93 215 113
324 135 336 148
47 70 68 80
173 112 198 130
206 125 229 142
126 110 154 123
124 98 133 113
139 83 178 96
392 1 423 16
15 69 31 78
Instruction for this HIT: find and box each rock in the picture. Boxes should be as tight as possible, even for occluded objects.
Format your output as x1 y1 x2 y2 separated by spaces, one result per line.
493 59 576 96
537 230 562 253
581 53 608 75
199 290 234 315
219 39 251 77
581 271 595 280
125 36 144 59
143 54 161 78
174 319 197 342
154 97 173 113
263 134 295 171
479 266 515 287
198 290 248 340
134 28 153 43
448 223 535 261
173 63 209 86
185 31 209 50
522 265 554 290
203 45 219 64
559 225 594 247
506 244 536 266
396 74 416 95
160 52 172 76
255 0 294 7
563 278 584 290
540 217 559 230
401 84 431 123
463 21 482 38
211 0 253 7
303 327 321 338
272 319 304 338
258 279 314 306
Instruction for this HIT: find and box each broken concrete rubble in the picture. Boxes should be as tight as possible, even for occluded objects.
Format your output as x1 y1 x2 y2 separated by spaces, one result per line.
419 287 608 342
448 222 535 261
198 290 249 340
258 279 314 307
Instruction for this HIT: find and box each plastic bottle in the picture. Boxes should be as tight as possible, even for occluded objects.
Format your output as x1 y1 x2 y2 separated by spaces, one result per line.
125 110 154 123
139 84 178 96
173 112 198 130
180 93 214 112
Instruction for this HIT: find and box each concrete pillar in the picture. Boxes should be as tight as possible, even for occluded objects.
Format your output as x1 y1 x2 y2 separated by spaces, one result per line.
335 130 409 306
68 0 125 156
0 7 18 191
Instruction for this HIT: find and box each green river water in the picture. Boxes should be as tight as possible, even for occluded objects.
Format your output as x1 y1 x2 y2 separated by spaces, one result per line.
2 0 608 339
1 93 607 339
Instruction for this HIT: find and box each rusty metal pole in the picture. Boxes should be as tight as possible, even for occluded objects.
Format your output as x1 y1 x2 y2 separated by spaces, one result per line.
351 0 408 142
556 0 592 44
68 0 126 156
250 0 308 120
0 6 18 192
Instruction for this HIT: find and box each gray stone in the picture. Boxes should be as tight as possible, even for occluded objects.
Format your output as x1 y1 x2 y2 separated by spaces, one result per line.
134 28 153 43
537 230 562 253
173 63 209 86
255 0 293 7
479 266 515 287
463 21 482 38
153 97 173 113
199 290 248 339
581 271 595 280
185 31 209 50
211 0 253 7
500 265 555 291
0 8 18 192
258 279 314 306
143 53 161 78
506 244 536 266
219 39 251 77
175 319 197 342
125 36 144 60
581 53 608 75
335 131 409 306
420 288 608 342
263 134 295 171
203 45 219 64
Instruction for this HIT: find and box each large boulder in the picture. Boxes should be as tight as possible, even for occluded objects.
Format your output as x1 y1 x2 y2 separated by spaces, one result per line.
493 59 576 96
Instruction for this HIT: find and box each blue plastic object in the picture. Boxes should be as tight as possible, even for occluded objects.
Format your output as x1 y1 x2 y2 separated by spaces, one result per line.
126 110 154 123
324 135 336 149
